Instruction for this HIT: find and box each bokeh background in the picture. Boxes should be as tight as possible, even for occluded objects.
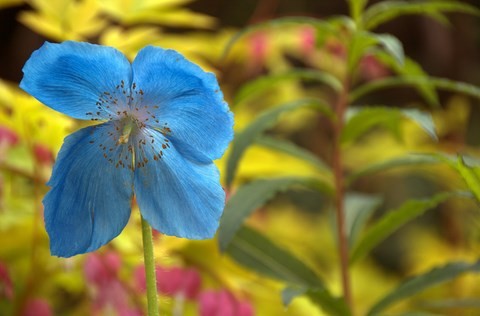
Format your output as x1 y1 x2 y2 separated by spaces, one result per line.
1 0 480 315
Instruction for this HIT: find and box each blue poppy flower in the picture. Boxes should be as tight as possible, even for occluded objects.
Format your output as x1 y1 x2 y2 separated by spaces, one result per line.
20 41 233 258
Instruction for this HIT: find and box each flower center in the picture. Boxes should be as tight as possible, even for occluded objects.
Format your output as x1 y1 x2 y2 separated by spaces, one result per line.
86 81 174 170
117 117 135 145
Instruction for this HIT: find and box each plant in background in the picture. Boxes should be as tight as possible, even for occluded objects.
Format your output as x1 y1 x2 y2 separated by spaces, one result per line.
219 0 480 315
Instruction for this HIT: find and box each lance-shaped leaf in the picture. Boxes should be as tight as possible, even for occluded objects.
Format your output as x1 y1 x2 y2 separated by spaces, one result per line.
350 76 480 104
367 260 480 316
344 193 383 247
218 177 332 251
348 0 369 25
347 153 441 185
363 0 480 30
227 226 326 288
234 69 342 105
225 98 332 187
373 34 404 67
450 156 480 203
255 135 330 173
348 31 404 71
419 298 480 310
368 53 440 107
350 192 454 264
341 106 437 145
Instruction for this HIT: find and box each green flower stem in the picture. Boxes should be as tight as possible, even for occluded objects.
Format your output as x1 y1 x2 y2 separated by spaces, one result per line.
141 216 159 316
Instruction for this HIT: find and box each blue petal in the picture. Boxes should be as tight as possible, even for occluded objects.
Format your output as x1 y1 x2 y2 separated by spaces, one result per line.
133 128 225 239
131 46 233 163
20 41 132 120
44 122 134 257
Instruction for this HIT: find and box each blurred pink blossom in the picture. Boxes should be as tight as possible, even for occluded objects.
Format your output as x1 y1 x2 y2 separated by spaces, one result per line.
33 144 54 165
249 32 268 68
0 262 13 300
199 289 254 316
360 54 389 80
325 40 346 59
22 299 52 316
84 252 120 286
135 265 202 299
84 252 137 316
0 126 19 146
300 26 316 56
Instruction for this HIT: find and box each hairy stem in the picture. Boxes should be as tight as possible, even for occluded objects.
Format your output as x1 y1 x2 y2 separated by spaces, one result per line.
141 216 159 316
333 82 353 310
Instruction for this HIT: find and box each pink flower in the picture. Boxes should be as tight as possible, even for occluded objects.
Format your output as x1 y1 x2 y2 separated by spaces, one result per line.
325 40 346 59
0 126 18 146
249 32 268 68
0 262 13 300
135 265 202 299
84 252 121 286
33 144 54 165
300 26 316 56
199 289 254 316
360 54 389 80
84 252 135 315
133 265 146 292
181 268 202 299
22 299 52 316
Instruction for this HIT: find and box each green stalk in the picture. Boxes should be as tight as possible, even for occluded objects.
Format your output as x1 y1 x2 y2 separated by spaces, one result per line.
141 216 159 316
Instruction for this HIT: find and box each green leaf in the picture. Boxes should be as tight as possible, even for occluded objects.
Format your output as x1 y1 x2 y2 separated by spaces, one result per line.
363 0 480 30
255 135 330 172
282 286 306 305
222 16 343 59
452 156 480 203
350 76 480 104
342 107 402 144
348 32 404 71
225 98 332 187
347 153 441 184
395 312 448 316
282 286 352 316
227 226 325 288
344 193 383 246
218 177 330 251
369 53 440 107
367 260 480 316
402 108 438 141
234 69 342 105
419 298 480 309
341 107 437 145
349 0 370 26
307 288 352 316
348 31 380 72
350 192 453 264
372 33 404 66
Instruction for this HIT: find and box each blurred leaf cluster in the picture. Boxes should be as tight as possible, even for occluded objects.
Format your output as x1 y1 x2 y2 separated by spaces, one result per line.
1 0 480 315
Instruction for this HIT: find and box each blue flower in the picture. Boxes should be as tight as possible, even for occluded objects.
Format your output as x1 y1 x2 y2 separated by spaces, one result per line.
20 41 233 258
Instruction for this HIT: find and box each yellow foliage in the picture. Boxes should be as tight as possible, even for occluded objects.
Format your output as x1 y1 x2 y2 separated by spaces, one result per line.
100 26 164 59
99 0 215 28
0 80 73 154
218 144 332 187
19 0 105 41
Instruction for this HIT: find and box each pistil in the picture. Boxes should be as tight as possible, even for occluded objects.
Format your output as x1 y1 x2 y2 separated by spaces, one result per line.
118 118 135 144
